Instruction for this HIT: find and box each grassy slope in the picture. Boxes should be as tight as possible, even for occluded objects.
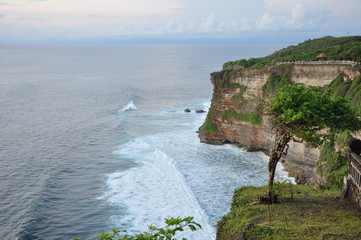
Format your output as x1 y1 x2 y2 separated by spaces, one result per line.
223 36 361 69
218 185 361 240
216 37 361 239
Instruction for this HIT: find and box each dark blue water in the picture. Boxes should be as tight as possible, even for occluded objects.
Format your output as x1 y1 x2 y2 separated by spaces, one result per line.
0 44 290 240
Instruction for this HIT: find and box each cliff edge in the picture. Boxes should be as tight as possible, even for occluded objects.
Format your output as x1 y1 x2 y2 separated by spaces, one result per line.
199 63 361 186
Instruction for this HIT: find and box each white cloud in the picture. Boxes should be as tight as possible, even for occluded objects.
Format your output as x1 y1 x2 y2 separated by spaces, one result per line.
264 0 361 17
0 0 360 42
255 1 330 31
199 13 215 32
216 19 252 32
264 0 294 12
287 3 329 30
256 13 274 31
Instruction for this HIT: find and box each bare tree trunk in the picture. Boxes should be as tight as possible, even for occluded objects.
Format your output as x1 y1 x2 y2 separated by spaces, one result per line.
268 132 291 189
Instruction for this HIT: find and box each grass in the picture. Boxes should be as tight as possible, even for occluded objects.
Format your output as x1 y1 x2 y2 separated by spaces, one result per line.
221 109 262 125
217 185 361 240
202 119 218 133
202 109 219 133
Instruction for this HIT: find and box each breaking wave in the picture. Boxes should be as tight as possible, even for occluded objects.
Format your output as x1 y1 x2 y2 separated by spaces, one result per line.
119 100 138 112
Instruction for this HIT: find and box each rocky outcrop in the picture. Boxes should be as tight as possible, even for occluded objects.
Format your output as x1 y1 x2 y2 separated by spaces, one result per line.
199 64 361 186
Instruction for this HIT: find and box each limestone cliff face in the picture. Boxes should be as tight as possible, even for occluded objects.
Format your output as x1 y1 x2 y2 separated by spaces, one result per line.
199 64 361 186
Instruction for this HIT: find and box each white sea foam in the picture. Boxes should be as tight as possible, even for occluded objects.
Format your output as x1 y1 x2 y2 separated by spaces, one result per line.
119 100 138 112
104 137 216 239
100 100 295 240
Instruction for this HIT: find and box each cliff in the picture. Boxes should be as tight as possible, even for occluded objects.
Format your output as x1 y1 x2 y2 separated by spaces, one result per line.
199 64 361 186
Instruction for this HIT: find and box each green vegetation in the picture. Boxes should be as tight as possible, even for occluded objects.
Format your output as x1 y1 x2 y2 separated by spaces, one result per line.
202 109 218 133
316 130 353 189
314 75 361 189
222 109 262 125
210 70 247 91
238 99 248 108
322 75 361 114
266 84 361 188
263 67 292 93
223 36 361 70
203 119 218 133
73 217 201 240
318 141 348 189
227 82 247 91
217 185 361 240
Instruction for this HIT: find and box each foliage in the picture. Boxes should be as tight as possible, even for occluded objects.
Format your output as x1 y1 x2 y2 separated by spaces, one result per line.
314 75 361 189
73 217 201 240
202 109 218 133
223 36 361 69
335 130 353 150
223 58 261 70
210 70 247 91
317 130 352 189
319 141 348 189
227 83 247 91
218 185 361 240
202 119 218 133
270 181 296 201
222 109 262 125
268 84 361 148
262 69 292 93
265 84 361 189
322 75 361 114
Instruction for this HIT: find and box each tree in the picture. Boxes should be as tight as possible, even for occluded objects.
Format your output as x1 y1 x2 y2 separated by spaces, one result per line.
266 84 361 190
73 217 201 240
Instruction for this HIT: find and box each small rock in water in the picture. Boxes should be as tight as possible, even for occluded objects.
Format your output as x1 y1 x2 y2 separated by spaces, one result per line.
196 110 206 113
184 108 191 113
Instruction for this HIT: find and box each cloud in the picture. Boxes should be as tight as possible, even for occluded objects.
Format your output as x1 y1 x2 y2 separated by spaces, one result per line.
287 3 329 30
263 0 294 12
199 13 215 32
255 2 330 31
0 0 359 43
256 13 274 30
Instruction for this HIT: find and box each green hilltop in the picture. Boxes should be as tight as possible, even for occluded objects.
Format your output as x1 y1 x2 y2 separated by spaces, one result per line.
223 36 361 70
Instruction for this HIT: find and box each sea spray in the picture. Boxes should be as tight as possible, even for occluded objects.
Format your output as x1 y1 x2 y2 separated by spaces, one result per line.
102 138 216 239
99 100 294 240
119 100 138 112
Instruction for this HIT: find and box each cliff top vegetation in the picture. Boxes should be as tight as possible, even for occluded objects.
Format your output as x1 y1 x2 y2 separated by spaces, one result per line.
217 184 361 240
223 36 361 70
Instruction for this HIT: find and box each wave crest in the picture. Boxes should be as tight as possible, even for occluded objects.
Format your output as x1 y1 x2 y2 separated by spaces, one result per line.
119 100 138 112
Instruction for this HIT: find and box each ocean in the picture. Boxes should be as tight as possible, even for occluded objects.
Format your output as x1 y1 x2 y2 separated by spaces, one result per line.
0 44 291 240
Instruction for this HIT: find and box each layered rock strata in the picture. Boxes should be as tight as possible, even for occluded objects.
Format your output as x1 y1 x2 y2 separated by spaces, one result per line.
199 64 361 186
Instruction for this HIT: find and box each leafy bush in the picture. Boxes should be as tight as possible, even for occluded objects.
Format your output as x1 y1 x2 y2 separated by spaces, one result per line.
73 217 201 240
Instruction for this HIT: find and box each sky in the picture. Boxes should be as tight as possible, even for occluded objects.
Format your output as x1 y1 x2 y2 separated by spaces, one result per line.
0 0 360 44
